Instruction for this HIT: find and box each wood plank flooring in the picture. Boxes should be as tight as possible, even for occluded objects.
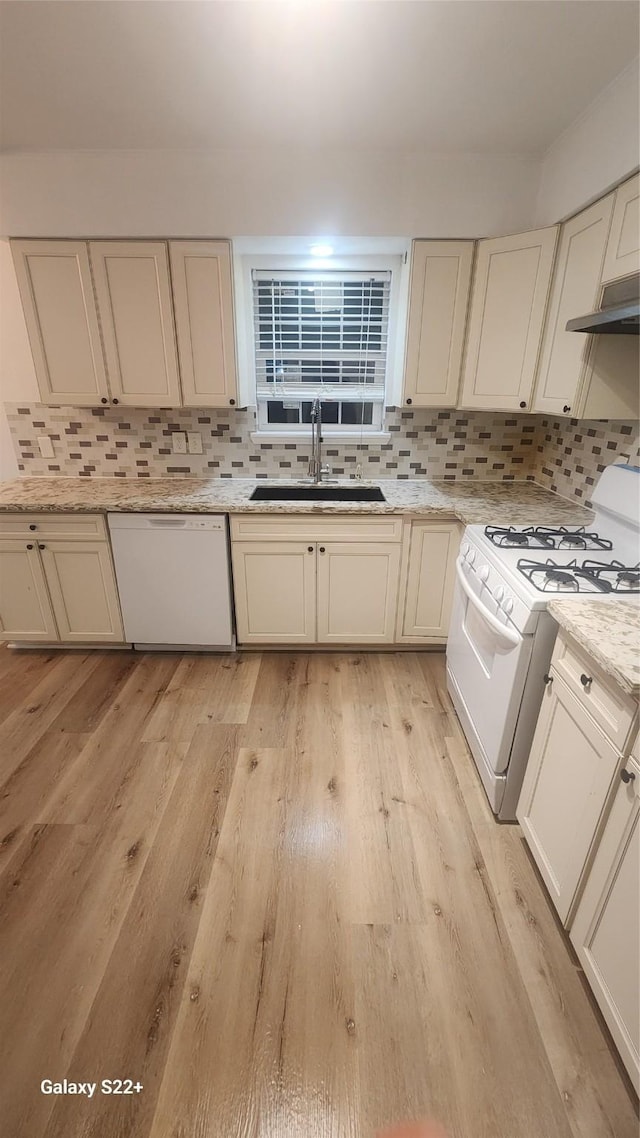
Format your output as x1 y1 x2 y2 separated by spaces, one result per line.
0 644 636 1138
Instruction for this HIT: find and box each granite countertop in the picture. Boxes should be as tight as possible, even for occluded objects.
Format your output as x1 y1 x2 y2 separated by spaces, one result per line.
0 476 593 528
548 598 640 697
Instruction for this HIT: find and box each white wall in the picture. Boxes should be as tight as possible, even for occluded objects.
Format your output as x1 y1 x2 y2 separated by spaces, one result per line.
0 150 539 239
536 57 640 224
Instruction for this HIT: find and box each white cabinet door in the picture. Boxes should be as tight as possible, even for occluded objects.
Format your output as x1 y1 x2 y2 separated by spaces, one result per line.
403 241 474 407
90 241 181 406
459 226 558 412
570 754 640 1093
232 542 316 644
397 523 460 641
316 542 401 644
517 671 620 924
170 241 239 408
40 541 124 642
0 541 58 641
601 174 640 283
11 239 109 406
533 195 614 416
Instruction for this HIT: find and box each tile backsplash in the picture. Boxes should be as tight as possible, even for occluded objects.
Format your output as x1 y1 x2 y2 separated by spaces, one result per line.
5 403 639 504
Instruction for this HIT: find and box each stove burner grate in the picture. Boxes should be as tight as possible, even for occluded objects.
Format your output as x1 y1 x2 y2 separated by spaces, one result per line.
486 525 613 552
576 560 640 593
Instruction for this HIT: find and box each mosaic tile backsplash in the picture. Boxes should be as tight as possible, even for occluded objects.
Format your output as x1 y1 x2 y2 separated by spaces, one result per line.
4 404 639 504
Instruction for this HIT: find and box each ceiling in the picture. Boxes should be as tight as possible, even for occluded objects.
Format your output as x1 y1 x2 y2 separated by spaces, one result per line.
0 1 638 155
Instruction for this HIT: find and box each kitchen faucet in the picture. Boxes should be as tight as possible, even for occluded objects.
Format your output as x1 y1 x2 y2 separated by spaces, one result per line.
307 397 332 483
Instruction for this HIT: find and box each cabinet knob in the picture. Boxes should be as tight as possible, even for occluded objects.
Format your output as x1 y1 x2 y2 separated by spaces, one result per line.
38 544 45 550
543 673 553 686
29 524 37 531
26 543 34 550
563 405 571 413
112 398 119 405
229 399 236 406
519 401 527 409
101 397 108 404
319 546 326 554
620 768 636 785
406 398 412 405
580 673 592 688
307 546 314 553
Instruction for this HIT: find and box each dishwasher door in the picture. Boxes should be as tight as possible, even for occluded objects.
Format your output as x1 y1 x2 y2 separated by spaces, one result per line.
108 513 233 648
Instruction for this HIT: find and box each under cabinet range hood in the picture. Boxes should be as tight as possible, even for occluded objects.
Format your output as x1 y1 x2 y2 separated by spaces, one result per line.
566 273 640 334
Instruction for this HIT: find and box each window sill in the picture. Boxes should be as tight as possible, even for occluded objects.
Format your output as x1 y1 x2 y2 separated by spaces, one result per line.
250 429 391 444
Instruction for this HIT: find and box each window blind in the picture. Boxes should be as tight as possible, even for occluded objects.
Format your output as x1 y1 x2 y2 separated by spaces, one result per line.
252 270 391 403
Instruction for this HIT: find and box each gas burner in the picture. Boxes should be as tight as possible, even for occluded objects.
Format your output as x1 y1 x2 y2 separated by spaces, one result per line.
576 560 640 594
485 526 612 551
517 558 585 592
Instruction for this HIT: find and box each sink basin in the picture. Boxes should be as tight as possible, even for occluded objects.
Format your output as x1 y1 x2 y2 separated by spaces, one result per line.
249 485 386 503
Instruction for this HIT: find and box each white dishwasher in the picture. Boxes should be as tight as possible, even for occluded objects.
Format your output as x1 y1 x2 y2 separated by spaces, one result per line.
108 514 233 649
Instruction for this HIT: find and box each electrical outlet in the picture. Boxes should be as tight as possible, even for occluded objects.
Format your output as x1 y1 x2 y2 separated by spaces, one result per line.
187 432 203 454
37 435 55 459
172 432 188 454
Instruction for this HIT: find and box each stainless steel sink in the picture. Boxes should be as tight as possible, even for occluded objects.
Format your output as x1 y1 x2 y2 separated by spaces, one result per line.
249 485 386 502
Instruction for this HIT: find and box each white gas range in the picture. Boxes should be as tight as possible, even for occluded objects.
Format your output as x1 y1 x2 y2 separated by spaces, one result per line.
447 463 639 821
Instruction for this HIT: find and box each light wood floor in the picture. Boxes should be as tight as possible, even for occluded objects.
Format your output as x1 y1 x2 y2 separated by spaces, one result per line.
0 644 637 1138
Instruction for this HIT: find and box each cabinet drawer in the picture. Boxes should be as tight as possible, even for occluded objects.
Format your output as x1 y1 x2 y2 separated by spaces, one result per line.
230 514 403 543
0 513 108 541
551 634 637 750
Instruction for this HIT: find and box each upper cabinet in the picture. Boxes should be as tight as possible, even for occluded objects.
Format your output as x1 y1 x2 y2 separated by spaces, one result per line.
170 241 238 407
11 238 238 409
402 240 474 407
459 226 558 412
90 241 181 407
10 240 110 406
601 173 640 284
532 194 615 416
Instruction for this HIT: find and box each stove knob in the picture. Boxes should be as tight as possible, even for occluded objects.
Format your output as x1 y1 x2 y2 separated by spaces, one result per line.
479 565 490 583
461 542 470 558
503 596 514 614
467 549 476 566
495 585 505 604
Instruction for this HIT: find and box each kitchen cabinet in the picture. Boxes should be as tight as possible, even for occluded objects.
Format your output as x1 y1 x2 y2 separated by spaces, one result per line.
459 226 558 412
0 541 58 641
532 194 615 416
170 241 239 407
517 632 637 925
601 173 640 284
230 515 403 645
570 747 640 1093
403 241 474 407
10 240 109 406
90 241 181 407
0 514 124 644
396 521 460 641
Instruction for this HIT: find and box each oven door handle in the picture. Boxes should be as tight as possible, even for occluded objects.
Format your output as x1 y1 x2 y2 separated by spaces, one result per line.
455 559 521 648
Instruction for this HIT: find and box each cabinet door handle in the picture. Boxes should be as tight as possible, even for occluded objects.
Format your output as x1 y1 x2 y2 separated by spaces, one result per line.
319 546 326 554
229 399 236 406
563 405 571 413
38 544 46 550
29 523 37 531
580 673 592 688
101 397 108 404
406 397 412 405
26 543 34 550
519 401 527 408
543 673 553 685
307 546 314 553
112 398 119 405
620 768 636 785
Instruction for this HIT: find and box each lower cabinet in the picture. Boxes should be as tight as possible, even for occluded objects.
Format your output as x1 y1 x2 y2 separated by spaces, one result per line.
230 515 404 645
0 518 124 644
570 751 640 1093
396 521 460 640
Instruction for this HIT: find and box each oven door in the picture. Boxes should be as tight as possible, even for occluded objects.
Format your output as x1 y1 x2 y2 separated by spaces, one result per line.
446 558 534 775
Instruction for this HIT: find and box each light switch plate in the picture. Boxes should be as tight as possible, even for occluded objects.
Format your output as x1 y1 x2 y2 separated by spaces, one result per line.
187 432 203 454
172 432 188 454
37 435 55 459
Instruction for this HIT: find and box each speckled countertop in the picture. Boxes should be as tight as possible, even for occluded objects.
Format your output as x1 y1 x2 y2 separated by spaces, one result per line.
0 476 593 527
548 599 640 697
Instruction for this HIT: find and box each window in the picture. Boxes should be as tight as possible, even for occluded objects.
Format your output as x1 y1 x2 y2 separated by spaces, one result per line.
252 269 392 434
